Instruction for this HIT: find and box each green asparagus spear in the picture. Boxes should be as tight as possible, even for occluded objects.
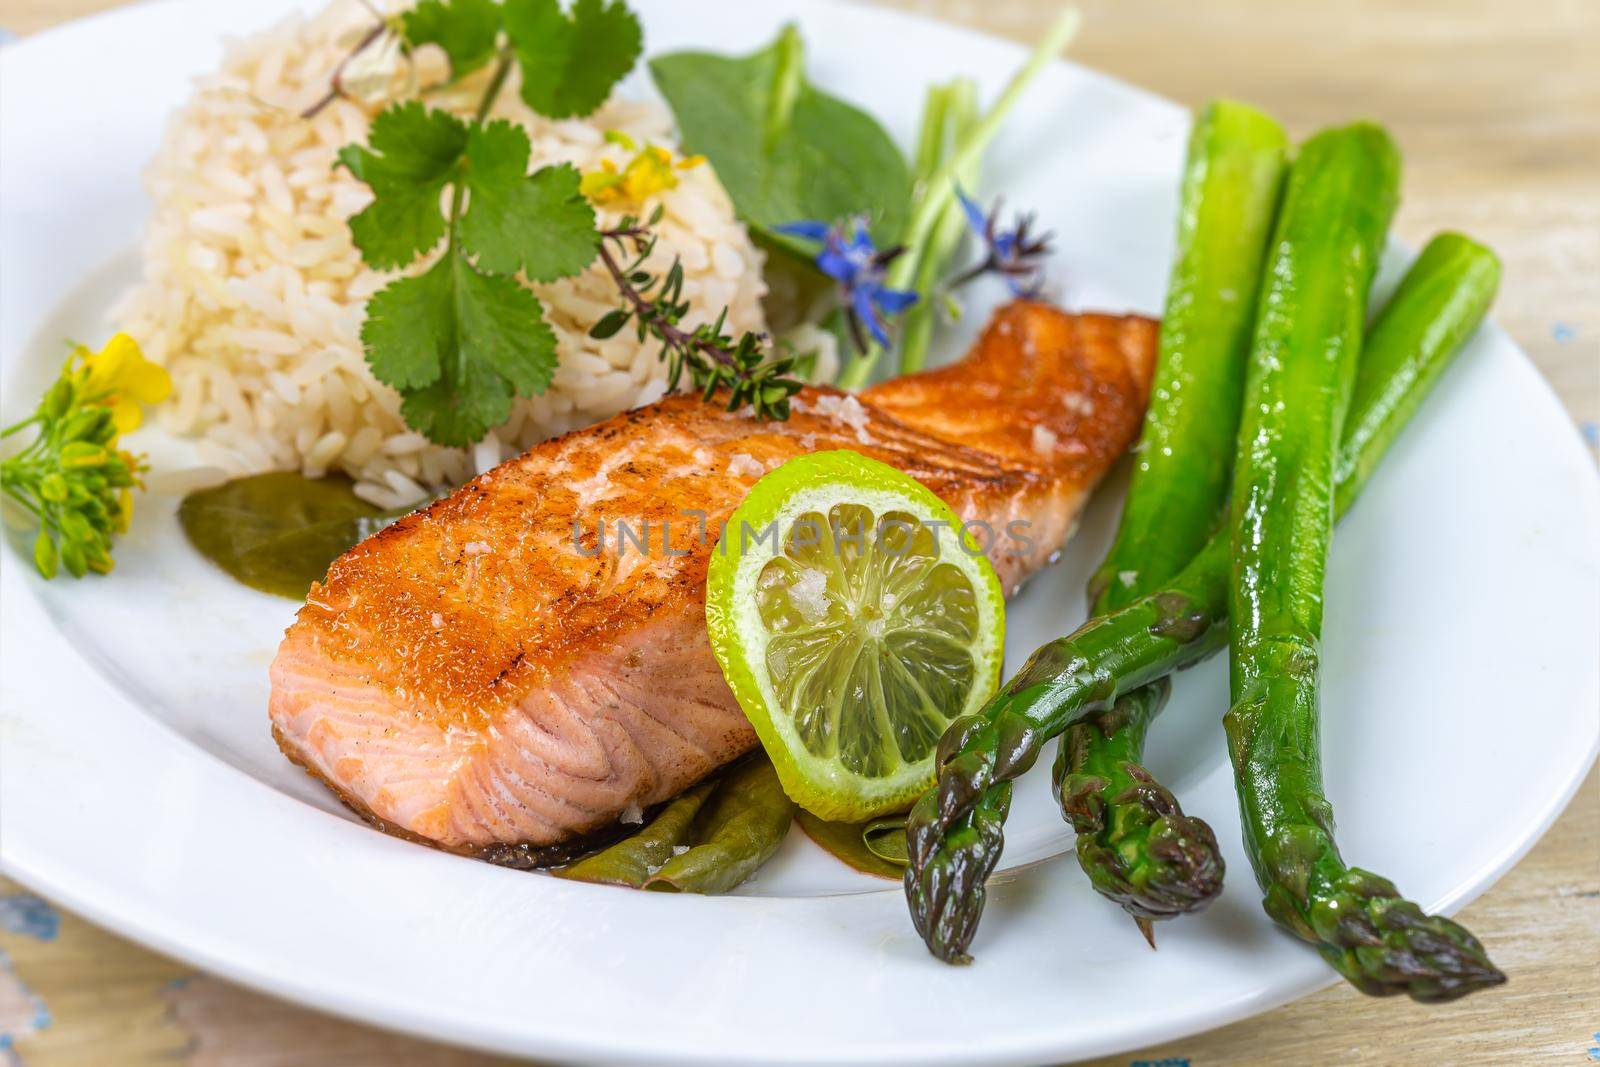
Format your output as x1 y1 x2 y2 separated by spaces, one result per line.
1053 677 1223 944
1089 100 1287 611
559 757 794 894
1335 232 1506 512
643 757 795 893
557 782 717 887
906 533 1230 961
1064 101 1287 933
905 229 1503 966
1226 186 1504 997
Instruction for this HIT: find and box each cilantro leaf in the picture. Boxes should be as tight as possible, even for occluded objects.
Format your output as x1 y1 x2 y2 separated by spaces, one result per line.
338 102 469 269
402 0 503 79
361 249 559 446
503 0 643 119
399 353 514 449
460 124 599 280
455 254 558 397
359 256 452 391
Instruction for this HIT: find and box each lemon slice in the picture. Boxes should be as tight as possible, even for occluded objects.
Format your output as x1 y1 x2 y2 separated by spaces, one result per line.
707 451 1005 821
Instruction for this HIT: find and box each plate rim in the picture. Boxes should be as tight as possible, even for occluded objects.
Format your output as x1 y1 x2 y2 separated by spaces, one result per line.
2 0 1597 1064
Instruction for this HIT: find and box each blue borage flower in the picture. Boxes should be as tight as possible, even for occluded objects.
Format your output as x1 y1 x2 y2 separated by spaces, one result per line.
952 188 1053 297
776 217 919 351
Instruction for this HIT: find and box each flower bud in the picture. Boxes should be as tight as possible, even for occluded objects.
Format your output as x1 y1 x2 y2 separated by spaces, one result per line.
33 531 59 580
42 378 74 421
61 441 110 469
59 538 87 578
39 473 69 503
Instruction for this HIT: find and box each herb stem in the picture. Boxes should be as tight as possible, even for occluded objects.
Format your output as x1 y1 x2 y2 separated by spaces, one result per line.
0 482 47 523
474 51 515 123
596 233 740 374
837 5 1081 388
432 54 515 261
903 7 1081 272
592 223 798 418
417 55 518 407
898 78 979 374
1 415 41 439
912 82 955 182
301 20 388 120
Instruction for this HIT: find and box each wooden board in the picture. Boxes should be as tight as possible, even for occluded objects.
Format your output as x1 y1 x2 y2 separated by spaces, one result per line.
1 0 1596 1063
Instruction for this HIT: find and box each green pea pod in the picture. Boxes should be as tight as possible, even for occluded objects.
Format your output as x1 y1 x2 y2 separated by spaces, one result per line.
560 757 795 894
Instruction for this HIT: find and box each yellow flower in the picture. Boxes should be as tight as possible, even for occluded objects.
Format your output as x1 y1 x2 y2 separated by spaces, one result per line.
114 486 134 536
78 333 172 434
582 138 707 207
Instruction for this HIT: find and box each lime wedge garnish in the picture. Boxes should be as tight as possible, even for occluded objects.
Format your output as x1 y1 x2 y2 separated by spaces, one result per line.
706 451 1005 821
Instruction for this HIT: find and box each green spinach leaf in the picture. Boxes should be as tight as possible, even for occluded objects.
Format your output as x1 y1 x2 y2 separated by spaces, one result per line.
649 24 910 255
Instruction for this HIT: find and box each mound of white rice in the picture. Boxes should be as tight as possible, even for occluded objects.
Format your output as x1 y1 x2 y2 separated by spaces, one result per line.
118 0 769 508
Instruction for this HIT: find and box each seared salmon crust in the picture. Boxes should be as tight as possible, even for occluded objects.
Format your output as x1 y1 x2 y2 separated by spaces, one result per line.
269 303 1157 851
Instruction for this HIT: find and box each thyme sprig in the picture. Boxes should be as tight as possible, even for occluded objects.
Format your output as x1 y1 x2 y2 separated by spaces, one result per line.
590 212 803 421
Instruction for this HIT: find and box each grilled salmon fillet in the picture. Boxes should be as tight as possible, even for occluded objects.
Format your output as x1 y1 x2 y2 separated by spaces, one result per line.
269 302 1157 853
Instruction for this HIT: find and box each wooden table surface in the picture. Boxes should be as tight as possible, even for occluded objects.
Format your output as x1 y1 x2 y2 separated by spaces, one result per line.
1 1 1595 1064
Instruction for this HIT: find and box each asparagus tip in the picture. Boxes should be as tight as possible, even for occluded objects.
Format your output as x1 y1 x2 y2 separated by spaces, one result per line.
1310 868 1507 1002
903 783 1012 964
1061 758 1226 925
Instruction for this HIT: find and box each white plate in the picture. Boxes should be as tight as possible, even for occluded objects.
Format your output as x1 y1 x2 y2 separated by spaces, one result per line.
2 1 1597 1063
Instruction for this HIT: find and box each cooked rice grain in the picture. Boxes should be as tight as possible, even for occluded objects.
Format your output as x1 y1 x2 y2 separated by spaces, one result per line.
117 0 768 509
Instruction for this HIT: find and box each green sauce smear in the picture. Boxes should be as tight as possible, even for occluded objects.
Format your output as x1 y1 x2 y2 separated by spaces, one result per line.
178 472 408 600
795 810 909 880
